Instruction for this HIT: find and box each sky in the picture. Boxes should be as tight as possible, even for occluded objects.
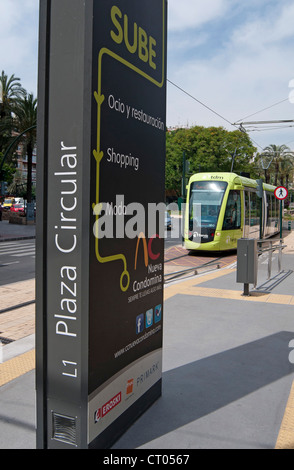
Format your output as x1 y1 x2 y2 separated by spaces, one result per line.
1 0 294 152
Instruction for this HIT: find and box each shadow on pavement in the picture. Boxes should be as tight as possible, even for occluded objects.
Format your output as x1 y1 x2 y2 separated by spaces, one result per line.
113 331 294 448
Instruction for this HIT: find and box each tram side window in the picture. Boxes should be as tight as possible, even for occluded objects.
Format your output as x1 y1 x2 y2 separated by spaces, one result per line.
269 194 274 223
269 194 273 220
265 193 270 226
250 191 259 225
245 191 250 226
273 196 279 227
223 190 241 230
273 196 278 218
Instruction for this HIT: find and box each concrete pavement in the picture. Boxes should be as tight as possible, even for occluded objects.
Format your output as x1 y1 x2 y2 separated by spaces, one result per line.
1 219 294 449
0 219 36 242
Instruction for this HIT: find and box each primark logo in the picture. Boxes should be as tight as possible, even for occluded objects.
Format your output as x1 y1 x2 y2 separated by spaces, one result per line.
136 361 160 386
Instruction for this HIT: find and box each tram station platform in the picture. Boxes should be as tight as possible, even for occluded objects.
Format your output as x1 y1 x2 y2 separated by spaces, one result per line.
0 228 294 449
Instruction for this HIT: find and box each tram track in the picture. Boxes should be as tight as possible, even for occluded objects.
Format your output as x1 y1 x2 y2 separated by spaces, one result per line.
164 257 224 283
164 244 237 282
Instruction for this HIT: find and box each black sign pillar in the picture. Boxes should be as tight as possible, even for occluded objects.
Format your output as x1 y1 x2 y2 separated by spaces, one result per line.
36 0 167 449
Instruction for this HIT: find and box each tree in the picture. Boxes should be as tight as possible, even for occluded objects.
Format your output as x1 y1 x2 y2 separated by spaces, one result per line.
165 125 256 196
280 155 294 188
13 93 37 203
0 160 15 185
165 128 186 196
0 71 26 156
261 144 293 186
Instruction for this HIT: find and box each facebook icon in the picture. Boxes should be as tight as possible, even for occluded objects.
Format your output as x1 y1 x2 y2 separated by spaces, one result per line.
136 314 144 334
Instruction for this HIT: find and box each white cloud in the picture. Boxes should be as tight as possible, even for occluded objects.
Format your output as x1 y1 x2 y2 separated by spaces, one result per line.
231 2 294 50
167 1 294 149
168 0 229 31
1 0 294 149
0 0 39 95
167 32 209 54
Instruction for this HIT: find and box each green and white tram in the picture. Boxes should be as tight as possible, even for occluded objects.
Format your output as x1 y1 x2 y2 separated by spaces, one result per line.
184 172 280 251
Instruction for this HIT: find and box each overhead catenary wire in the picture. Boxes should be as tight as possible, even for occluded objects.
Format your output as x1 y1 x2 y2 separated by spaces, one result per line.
167 78 264 150
168 80 294 150
235 98 289 123
244 125 294 132
167 79 234 128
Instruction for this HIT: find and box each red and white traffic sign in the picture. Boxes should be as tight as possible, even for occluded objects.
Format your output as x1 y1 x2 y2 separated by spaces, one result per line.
274 186 288 200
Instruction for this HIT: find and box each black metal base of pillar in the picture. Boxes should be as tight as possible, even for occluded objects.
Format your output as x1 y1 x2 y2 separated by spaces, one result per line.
243 283 250 296
88 380 162 449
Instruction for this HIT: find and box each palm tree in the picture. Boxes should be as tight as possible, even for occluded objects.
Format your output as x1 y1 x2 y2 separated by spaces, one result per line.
0 71 26 154
280 155 294 188
13 93 37 203
262 144 293 186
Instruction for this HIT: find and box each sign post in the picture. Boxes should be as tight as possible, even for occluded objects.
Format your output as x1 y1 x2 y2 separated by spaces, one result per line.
36 0 167 449
274 186 288 239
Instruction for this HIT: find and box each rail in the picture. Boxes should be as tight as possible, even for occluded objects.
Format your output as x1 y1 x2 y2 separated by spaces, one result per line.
164 261 221 283
253 238 294 293
257 239 286 280
236 237 292 295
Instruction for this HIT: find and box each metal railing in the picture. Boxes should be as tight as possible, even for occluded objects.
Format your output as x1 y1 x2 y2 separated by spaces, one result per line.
257 239 285 279
254 239 293 293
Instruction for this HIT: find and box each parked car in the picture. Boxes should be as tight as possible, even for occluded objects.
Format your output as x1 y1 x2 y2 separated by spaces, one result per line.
14 197 24 205
10 203 25 215
3 197 15 210
165 211 172 230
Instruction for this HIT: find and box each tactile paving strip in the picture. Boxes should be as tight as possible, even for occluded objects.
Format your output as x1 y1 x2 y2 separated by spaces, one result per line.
0 349 35 387
275 381 294 449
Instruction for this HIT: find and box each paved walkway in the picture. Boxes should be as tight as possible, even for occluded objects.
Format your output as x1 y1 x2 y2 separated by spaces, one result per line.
0 220 35 347
1 220 294 449
0 219 36 242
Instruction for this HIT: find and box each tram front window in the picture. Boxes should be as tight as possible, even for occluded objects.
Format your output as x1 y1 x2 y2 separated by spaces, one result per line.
188 181 227 241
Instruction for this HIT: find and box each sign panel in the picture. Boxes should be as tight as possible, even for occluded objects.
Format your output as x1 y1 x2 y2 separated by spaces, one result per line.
88 1 166 444
36 0 167 449
274 186 288 200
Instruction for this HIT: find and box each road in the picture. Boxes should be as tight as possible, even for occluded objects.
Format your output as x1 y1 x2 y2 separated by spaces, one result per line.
164 216 183 248
0 240 36 286
0 217 234 287
0 216 183 286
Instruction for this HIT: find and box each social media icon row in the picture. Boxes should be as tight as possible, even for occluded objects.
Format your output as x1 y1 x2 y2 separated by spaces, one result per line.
136 304 162 334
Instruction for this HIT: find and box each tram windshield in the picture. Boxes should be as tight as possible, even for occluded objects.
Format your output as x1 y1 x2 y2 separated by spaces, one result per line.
188 181 227 236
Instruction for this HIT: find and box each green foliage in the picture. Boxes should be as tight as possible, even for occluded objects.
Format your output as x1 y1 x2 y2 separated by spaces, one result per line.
0 71 37 202
0 71 26 157
254 144 294 187
1 161 16 184
165 125 257 195
13 93 37 202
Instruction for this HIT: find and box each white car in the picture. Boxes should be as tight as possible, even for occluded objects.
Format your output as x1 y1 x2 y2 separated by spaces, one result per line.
165 211 172 230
